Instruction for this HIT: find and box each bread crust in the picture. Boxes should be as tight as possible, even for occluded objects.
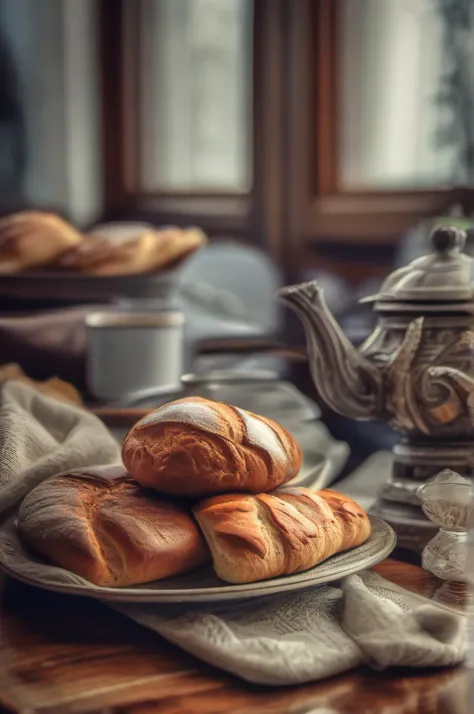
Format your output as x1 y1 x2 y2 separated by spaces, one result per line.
0 214 206 275
0 211 83 273
74 227 207 275
122 397 302 498
193 487 371 584
17 465 209 587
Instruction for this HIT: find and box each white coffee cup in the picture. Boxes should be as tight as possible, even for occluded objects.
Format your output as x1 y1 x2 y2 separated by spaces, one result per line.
85 310 184 401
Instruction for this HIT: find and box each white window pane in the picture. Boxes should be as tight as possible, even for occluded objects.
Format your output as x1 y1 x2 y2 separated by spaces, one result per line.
140 0 253 192
339 0 474 189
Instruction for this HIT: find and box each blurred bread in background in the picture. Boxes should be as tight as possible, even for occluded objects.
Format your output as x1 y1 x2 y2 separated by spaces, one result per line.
53 234 116 272
0 211 207 276
0 363 83 405
0 211 83 274
81 227 207 276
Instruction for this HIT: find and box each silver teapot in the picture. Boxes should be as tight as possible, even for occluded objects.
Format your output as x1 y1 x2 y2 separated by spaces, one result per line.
280 227 474 504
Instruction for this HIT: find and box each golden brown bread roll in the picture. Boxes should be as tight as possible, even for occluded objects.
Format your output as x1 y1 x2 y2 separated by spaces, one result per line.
17 465 209 587
149 226 208 270
193 487 371 584
122 397 302 498
0 210 83 273
0 363 83 406
81 230 163 275
52 234 116 271
78 226 207 276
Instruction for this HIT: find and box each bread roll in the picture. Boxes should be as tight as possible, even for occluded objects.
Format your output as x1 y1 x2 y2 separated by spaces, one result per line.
83 230 163 275
122 397 302 498
53 234 116 271
80 226 206 276
17 465 209 587
0 363 83 406
193 488 371 584
0 210 83 273
149 226 207 270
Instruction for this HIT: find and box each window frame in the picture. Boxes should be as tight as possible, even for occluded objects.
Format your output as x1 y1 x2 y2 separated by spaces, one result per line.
99 0 289 260
99 0 474 258
287 0 474 245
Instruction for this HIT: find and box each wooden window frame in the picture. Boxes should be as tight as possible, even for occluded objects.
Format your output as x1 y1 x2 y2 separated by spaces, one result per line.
99 0 288 262
99 0 474 266
286 0 474 245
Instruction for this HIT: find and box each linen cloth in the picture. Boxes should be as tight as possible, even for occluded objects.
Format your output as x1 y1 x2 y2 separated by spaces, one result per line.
0 380 120 513
0 380 466 685
109 571 465 685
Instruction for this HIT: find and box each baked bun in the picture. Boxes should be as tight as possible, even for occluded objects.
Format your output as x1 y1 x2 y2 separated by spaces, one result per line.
122 397 302 498
149 226 207 270
0 363 83 406
53 234 116 271
193 488 371 584
0 210 83 273
17 465 209 587
82 230 163 275
79 226 207 276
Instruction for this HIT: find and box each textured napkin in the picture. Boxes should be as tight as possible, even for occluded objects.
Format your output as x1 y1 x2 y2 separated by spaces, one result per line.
0 380 120 513
110 571 466 685
0 379 467 686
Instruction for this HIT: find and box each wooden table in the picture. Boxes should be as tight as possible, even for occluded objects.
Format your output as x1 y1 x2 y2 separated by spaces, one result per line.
0 558 470 714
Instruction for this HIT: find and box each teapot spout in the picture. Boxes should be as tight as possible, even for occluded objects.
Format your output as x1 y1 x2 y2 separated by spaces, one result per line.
279 281 384 420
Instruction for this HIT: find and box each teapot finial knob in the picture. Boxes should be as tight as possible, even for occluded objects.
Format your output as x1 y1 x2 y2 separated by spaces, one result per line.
431 226 466 254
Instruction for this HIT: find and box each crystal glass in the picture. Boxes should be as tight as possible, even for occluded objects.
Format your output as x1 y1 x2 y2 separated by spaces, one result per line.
417 470 473 582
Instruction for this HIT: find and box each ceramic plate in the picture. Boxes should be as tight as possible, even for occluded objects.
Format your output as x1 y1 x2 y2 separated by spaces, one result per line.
0 271 178 303
0 516 395 603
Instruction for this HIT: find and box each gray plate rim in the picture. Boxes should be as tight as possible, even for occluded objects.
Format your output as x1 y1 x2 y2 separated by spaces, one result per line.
0 516 396 603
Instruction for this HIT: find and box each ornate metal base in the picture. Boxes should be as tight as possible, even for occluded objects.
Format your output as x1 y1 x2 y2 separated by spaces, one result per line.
370 439 474 554
380 440 474 506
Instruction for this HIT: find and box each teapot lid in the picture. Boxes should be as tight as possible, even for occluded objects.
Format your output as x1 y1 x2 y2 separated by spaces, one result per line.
361 227 474 308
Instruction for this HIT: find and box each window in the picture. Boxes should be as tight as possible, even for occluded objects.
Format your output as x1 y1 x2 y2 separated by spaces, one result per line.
139 0 253 192
339 0 474 189
1 0 472 258
0 0 101 224
100 0 288 254
101 0 266 242
288 0 474 246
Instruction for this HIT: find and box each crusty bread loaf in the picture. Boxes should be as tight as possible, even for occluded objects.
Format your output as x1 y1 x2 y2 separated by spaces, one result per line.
148 227 207 270
78 226 207 276
122 397 302 498
82 230 164 275
17 465 209 587
0 210 83 273
193 487 371 584
0 363 83 406
0 214 206 276
52 234 116 271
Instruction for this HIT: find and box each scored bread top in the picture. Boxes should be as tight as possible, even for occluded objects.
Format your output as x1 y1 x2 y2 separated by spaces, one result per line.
193 487 371 584
122 397 302 497
138 398 290 466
